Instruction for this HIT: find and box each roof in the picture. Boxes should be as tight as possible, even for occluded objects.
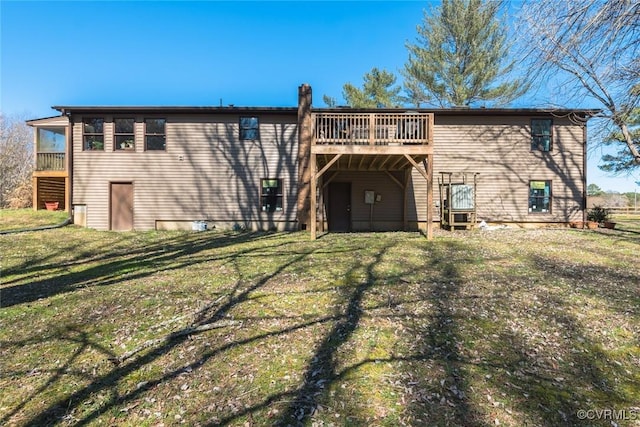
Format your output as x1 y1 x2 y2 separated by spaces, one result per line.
52 106 298 115
26 115 70 127
312 107 601 119
51 105 599 120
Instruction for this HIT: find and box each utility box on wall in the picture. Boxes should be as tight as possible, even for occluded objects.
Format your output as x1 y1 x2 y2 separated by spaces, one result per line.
364 190 375 204
73 205 87 227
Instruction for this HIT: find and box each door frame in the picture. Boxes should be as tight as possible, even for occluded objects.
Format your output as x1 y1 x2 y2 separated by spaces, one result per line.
327 181 351 232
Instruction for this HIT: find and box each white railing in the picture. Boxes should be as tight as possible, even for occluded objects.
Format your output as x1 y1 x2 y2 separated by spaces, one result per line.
36 152 66 171
314 112 431 145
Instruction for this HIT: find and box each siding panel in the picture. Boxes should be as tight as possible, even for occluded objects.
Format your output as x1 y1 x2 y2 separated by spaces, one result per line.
72 114 299 230
409 115 585 223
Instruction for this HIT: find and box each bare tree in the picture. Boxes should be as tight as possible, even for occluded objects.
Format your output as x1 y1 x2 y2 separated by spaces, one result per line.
520 0 640 170
0 113 34 208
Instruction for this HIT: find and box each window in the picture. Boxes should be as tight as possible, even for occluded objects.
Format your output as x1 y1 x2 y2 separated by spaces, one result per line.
37 127 65 152
83 118 104 151
529 180 551 213
261 178 283 212
240 117 259 140
114 118 135 151
145 118 166 150
531 119 552 151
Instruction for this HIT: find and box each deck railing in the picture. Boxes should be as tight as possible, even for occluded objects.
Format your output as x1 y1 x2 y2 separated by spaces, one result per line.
313 112 431 145
36 152 66 171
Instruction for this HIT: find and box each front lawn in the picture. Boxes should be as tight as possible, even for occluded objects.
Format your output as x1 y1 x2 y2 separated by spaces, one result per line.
0 209 69 232
1 225 638 426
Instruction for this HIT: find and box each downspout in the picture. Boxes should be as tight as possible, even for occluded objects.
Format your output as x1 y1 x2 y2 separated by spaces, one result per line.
66 111 74 224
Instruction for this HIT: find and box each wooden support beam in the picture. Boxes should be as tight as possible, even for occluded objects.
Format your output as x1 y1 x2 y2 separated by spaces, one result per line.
424 156 433 240
315 154 342 180
65 176 70 212
384 171 404 190
377 155 393 169
312 144 432 155
358 155 366 170
33 176 38 211
322 171 338 189
369 113 375 146
389 155 406 170
310 153 317 240
404 169 412 230
404 155 428 180
404 154 432 239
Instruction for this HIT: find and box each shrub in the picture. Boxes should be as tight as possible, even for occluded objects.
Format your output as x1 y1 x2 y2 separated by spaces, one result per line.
587 205 610 223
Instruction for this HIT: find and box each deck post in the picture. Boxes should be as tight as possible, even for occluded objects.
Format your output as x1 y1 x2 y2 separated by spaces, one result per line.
403 169 410 231
33 176 38 211
425 156 433 239
310 152 317 240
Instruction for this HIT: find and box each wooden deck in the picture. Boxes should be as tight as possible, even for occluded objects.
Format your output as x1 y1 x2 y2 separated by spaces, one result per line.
314 112 432 146
306 111 435 240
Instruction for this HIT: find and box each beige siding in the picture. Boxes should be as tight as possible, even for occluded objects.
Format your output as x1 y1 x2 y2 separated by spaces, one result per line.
72 114 298 230
70 110 586 231
410 115 585 223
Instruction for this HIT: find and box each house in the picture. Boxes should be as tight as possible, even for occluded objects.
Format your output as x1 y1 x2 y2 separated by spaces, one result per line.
27 84 596 238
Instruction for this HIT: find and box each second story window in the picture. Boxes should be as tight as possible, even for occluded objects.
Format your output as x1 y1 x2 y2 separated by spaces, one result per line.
531 119 553 152
83 118 104 151
240 117 259 141
114 118 135 151
145 118 166 151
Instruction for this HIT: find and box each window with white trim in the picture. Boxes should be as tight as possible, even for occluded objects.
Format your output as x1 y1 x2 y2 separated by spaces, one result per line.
529 180 551 213
261 178 283 212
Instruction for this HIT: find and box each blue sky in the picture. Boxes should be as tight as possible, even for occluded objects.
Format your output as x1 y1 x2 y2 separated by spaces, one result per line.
1 0 638 193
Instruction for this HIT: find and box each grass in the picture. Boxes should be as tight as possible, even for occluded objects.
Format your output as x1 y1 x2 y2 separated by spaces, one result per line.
611 214 640 233
0 209 69 232
1 211 639 426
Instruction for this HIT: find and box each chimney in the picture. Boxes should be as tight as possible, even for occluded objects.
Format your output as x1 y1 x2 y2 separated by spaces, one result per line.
296 84 312 230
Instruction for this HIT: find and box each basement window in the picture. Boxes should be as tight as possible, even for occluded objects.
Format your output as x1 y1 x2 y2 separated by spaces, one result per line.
531 119 553 151
240 117 259 141
83 118 104 151
261 178 283 212
529 180 551 213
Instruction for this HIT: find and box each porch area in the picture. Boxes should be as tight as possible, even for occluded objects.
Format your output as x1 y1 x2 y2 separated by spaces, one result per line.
307 111 434 239
26 116 70 212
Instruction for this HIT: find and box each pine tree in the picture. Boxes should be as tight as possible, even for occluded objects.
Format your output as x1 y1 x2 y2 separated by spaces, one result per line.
599 108 640 173
403 0 526 107
341 68 403 108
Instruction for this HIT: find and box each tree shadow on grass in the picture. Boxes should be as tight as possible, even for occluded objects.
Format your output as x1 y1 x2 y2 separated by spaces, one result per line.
6 232 360 426
399 240 486 426
0 230 275 308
